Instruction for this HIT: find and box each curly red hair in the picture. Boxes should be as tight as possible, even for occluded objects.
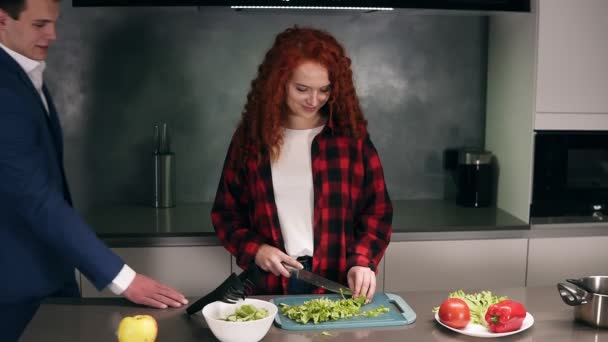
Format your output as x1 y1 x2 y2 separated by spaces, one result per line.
231 26 367 171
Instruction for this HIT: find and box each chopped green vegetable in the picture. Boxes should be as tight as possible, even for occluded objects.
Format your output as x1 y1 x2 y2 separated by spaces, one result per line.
223 304 269 322
432 290 508 327
279 296 389 325
364 306 390 317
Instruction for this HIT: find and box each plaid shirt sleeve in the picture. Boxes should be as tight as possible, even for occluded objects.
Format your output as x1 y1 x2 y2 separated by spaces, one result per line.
211 140 266 268
347 133 393 272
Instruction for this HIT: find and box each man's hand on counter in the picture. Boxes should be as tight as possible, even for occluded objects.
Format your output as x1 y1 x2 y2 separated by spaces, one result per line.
122 273 188 309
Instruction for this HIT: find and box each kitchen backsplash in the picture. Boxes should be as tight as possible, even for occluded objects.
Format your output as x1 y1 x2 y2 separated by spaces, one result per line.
46 5 487 211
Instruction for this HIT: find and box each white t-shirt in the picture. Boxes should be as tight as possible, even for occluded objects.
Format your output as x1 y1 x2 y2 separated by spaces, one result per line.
271 125 324 257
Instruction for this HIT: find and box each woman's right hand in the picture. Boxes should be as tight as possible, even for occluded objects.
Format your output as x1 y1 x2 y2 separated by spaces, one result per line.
254 244 302 277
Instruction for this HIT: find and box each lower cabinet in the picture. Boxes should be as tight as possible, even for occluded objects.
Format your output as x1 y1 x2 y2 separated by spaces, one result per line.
527 236 608 286
79 235 608 297
80 246 232 297
377 257 385 292
383 239 528 292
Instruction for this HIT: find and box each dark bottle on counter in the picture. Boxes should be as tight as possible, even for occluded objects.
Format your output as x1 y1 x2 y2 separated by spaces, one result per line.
456 150 493 208
154 123 176 208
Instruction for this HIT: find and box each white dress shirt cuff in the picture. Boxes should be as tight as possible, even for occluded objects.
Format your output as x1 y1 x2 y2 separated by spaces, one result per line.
107 264 136 295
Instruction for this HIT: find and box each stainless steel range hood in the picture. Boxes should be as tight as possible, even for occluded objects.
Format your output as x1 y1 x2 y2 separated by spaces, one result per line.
73 0 530 12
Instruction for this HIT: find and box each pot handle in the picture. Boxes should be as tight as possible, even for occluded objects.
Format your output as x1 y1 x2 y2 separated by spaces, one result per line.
557 282 589 306
566 278 595 293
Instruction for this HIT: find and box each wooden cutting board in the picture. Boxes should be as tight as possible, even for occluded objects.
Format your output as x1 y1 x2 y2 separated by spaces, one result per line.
270 292 416 331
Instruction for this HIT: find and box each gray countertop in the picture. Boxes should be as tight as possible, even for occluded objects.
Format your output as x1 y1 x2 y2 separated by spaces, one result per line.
21 286 608 341
84 199 608 247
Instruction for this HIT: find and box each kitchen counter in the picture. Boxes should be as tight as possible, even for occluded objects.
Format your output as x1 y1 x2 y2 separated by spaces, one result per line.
21 286 608 341
85 199 608 247
86 199 532 247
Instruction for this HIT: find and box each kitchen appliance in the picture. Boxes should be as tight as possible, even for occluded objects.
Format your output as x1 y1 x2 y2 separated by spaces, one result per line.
271 293 416 330
455 149 493 208
285 265 353 295
531 131 608 222
153 123 176 208
73 0 530 12
557 276 608 328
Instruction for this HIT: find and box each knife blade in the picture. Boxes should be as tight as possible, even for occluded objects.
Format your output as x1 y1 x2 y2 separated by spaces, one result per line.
286 266 353 296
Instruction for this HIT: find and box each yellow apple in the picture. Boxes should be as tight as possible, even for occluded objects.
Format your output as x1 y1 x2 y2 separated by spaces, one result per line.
116 314 158 342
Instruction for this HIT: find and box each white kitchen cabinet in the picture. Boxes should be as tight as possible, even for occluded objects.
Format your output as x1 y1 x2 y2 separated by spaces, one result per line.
486 12 536 222
486 0 608 221
527 236 608 286
535 0 608 129
80 246 231 297
377 256 385 293
383 239 528 292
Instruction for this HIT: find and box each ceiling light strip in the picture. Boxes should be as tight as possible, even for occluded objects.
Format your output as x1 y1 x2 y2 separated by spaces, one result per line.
230 6 394 11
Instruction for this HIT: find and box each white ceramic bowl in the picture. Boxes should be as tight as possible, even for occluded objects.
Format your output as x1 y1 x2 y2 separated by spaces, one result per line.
202 298 278 342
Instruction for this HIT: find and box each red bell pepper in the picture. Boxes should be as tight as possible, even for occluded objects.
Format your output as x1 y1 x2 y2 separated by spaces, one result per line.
484 300 527 333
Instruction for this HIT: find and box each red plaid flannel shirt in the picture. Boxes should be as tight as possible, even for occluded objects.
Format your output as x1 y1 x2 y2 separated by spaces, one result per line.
212 122 392 295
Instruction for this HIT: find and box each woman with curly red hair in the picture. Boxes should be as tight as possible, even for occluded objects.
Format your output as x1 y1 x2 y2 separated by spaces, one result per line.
212 26 392 300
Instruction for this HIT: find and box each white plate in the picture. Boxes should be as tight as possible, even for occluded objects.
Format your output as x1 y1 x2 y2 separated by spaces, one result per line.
434 312 534 338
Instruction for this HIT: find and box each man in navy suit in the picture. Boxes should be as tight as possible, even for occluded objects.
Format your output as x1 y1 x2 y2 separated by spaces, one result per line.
0 0 189 340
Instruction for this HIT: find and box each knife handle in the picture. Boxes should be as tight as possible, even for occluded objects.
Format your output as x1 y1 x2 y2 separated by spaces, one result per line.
282 263 304 276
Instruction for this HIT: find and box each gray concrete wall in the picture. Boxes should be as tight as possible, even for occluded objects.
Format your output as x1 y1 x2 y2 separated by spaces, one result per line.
45 6 487 211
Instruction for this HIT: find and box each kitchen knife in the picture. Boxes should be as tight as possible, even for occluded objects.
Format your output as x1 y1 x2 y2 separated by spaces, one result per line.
286 265 353 296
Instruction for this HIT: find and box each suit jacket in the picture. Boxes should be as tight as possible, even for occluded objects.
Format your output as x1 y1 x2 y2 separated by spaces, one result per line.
0 47 123 304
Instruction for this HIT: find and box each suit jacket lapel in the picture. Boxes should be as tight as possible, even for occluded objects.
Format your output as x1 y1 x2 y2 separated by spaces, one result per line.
43 85 64 160
0 49 48 113
0 47 56 121
0 49 72 204
42 84 72 205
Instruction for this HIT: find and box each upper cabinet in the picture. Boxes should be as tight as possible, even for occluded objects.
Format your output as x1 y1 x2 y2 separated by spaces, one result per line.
535 0 608 130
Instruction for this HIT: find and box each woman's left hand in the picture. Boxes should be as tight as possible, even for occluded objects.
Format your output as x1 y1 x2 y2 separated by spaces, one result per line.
347 266 376 303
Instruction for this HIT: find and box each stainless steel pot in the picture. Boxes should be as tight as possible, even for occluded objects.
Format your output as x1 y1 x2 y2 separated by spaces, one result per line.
558 276 608 328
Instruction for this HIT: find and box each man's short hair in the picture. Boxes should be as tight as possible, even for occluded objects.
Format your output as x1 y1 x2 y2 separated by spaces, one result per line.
0 0 27 19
